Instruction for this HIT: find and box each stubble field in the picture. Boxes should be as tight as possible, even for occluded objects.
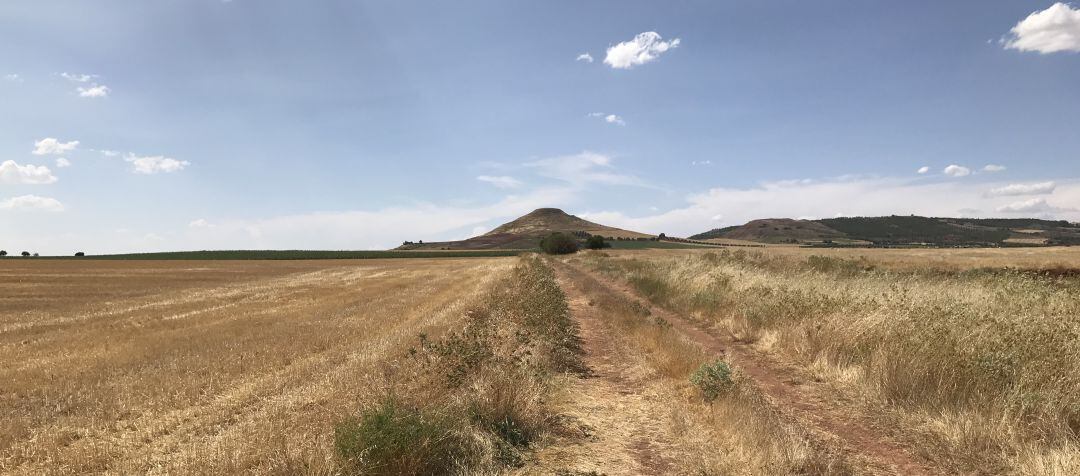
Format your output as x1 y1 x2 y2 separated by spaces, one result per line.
0 258 512 474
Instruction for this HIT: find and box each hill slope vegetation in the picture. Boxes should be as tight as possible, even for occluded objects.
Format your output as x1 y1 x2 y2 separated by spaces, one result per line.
397 208 653 250
691 215 1080 246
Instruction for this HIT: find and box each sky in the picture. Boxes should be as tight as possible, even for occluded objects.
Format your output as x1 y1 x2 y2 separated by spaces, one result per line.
2 1 1079 254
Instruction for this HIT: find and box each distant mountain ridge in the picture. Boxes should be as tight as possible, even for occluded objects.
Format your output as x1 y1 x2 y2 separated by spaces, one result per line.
397 208 652 250
690 216 1080 246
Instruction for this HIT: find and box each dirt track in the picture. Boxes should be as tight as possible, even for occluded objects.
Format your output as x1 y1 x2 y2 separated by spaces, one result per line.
552 260 941 475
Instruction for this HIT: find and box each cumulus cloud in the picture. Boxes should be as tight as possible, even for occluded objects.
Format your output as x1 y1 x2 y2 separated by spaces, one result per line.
983 164 1007 172
60 72 110 98
1004 2 1080 54
33 137 79 155
125 154 190 174
476 175 523 189
917 166 930 174
0 160 58 184
576 53 594 63
943 165 971 177
78 84 110 98
188 218 213 228
692 160 713 166
988 181 1056 196
4 74 22 82
55 158 71 168
0 195 64 212
588 112 625 126
60 72 95 83
526 151 650 188
996 197 1061 213
604 31 681 69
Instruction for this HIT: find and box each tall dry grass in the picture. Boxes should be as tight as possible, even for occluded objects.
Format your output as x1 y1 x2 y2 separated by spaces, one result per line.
584 250 1080 474
559 259 850 475
334 254 585 475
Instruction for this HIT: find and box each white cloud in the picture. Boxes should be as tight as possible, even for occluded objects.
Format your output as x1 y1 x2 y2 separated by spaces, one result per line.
33 137 79 155
604 31 681 69
1004 3 1080 54
996 197 1059 213
943 165 971 177
60 72 96 83
692 160 713 166
917 166 930 174
526 151 650 188
576 53 594 63
78 84 110 98
588 112 625 126
178 187 578 251
96 149 120 157
0 160 58 184
4 74 22 82
188 218 213 228
0 195 64 212
983 164 1007 172
55 158 71 168
125 154 190 174
988 181 1057 196
476 175 523 189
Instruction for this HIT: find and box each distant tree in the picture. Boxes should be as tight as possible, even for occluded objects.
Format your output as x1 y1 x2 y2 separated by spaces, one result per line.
21 251 30 257
75 252 85 257
586 235 609 250
658 233 667 239
0 250 6 256
540 232 578 255
32 253 39 257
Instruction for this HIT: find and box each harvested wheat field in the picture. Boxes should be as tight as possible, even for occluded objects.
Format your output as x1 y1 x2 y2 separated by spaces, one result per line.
1 258 517 474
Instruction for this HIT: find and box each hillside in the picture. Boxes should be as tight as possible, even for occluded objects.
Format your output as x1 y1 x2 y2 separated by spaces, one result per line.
397 208 653 250
691 216 1080 246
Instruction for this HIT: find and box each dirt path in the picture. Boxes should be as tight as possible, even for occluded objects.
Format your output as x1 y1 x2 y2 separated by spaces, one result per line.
518 265 679 475
562 261 941 476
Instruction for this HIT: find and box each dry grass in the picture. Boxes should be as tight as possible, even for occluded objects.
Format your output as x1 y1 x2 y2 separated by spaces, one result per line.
0 258 514 474
553 259 850 475
583 248 1080 474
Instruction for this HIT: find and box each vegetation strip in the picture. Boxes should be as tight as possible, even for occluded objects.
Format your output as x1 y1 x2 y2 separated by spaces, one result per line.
38 249 525 260
570 253 943 475
333 255 584 475
580 250 1080 474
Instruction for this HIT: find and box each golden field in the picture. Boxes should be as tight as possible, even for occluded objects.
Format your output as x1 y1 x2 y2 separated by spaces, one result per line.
581 246 1080 474
4 245 1079 475
1 258 513 474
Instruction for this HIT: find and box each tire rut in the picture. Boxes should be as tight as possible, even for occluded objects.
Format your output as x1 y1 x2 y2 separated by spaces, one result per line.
563 260 942 476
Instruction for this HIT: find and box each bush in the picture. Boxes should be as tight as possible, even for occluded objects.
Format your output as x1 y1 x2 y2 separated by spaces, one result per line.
690 359 734 401
21 251 30 257
335 398 466 476
539 232 578 255
585 235 609 250
0 250 6 256
74 252 85 257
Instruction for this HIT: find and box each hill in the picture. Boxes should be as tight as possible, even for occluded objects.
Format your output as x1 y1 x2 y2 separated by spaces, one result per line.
397 208 654 250
691 216 1080 246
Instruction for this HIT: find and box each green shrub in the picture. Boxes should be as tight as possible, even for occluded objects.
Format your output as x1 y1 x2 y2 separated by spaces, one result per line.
335 398 466 476
540 232 579 255
585 235 609 250
691 359 734 401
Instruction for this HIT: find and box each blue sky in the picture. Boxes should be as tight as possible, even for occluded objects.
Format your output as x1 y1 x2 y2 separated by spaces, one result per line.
2 1 1079 253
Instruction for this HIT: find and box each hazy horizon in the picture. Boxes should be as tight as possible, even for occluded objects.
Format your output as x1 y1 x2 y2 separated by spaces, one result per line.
3 1 1079 254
